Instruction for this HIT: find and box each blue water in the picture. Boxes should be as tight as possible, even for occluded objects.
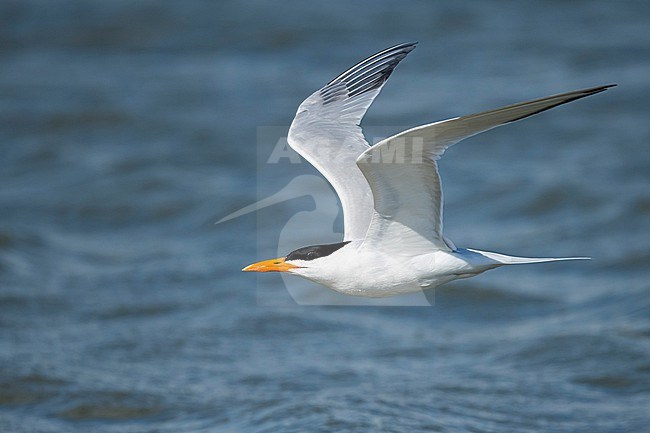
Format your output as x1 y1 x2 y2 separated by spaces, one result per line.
1 1 649 432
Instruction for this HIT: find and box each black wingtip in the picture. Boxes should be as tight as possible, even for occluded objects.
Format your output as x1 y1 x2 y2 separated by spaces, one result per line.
585 83 617 94
395 41 418 50
383 41 418 56
322 42 418 103
504 84 617 123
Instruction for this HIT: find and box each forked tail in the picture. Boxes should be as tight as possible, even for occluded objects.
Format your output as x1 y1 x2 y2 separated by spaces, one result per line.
466 248 591 265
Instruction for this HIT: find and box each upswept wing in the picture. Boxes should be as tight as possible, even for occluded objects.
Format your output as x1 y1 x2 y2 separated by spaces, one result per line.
287 42 417 241
357 85 615 253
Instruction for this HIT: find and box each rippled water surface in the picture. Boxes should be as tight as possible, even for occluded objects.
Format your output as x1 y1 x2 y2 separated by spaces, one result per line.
1 1 649 432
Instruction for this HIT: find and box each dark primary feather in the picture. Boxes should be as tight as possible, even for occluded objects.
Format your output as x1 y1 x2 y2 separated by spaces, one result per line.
505 84 616 122
319 42 418 105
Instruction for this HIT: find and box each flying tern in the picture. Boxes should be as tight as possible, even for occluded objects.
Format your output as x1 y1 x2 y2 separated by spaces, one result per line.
243 42 614 297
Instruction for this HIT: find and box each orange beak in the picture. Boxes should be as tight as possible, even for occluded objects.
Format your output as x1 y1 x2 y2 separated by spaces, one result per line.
242 257 300 273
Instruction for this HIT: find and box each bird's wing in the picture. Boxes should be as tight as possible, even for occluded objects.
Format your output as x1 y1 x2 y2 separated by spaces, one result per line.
287 42 417 241
357 85 615 254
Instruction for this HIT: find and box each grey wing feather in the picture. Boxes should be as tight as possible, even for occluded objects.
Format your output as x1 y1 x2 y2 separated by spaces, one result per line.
287 43 417 241
357 84 615 253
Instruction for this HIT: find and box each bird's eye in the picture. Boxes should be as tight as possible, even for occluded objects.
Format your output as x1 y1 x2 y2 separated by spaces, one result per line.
306 251 318 260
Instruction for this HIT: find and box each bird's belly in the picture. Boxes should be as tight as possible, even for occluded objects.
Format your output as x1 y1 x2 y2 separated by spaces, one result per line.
329 275 424 297
324 251 466 297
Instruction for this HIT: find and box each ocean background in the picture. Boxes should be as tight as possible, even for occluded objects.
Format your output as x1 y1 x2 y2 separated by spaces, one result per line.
1 0 649 431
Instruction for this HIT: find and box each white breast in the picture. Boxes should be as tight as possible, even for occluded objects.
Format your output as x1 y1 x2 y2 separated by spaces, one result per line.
302 243 476 297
